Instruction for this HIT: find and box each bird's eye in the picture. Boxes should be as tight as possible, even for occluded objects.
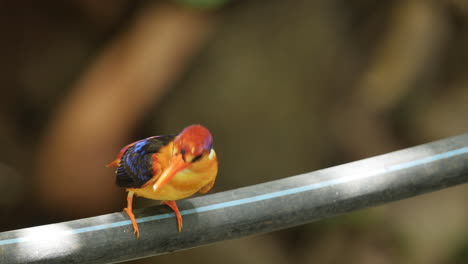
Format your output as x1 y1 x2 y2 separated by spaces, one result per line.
191 154 203 163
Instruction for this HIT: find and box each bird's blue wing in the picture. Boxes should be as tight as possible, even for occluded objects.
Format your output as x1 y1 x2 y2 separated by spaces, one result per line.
115 134 175 188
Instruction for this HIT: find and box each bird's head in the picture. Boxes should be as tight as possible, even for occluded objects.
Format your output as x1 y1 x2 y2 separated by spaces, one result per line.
153 124 215 191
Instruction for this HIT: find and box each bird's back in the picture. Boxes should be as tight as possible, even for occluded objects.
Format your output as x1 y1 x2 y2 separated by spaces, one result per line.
116 135 175 188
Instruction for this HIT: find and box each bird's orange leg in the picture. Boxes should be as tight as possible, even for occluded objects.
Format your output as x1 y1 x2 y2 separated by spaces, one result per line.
124 191 140 238
163 201 183 232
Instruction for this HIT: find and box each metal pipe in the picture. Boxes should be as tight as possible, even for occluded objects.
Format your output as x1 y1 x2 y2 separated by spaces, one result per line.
1 134 468 264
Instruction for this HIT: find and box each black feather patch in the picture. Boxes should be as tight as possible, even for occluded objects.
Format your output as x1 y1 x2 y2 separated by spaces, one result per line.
115 134 175 188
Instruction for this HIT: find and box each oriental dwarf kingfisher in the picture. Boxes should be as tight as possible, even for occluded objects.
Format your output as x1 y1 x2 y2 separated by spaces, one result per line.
107 124 218 238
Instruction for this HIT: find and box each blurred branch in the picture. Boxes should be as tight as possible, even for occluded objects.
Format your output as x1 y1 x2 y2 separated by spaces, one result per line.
330 0 449 158
36 2 215 217
355 0 448 112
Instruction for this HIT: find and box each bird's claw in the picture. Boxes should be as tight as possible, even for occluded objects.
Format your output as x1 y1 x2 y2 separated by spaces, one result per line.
124 207 140 239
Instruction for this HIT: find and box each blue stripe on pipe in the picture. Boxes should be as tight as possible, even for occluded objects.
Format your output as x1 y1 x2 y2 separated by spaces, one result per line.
1 146 468 246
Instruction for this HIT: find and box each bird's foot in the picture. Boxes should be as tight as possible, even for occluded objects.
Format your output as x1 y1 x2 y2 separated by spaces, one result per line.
163 201 183 232
124 207 140 238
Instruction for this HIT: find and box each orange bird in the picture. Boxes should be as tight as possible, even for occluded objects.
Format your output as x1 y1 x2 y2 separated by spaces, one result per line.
107 125 218 238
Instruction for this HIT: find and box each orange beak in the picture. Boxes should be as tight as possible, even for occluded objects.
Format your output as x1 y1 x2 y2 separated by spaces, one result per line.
153 154 189 192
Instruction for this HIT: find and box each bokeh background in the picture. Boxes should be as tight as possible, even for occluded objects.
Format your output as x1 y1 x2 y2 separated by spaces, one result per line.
1 0 468 263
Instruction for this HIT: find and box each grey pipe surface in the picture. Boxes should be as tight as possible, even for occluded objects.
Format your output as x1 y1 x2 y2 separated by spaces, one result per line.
1 134 468 263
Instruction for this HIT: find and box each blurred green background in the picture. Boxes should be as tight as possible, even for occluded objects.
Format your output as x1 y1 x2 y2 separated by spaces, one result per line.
1 0 468 263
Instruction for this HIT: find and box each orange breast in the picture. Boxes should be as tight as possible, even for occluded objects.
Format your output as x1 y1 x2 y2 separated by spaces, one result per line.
129 149 218 201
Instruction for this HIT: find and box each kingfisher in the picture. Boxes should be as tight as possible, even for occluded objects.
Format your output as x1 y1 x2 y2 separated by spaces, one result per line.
107 124 218 238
